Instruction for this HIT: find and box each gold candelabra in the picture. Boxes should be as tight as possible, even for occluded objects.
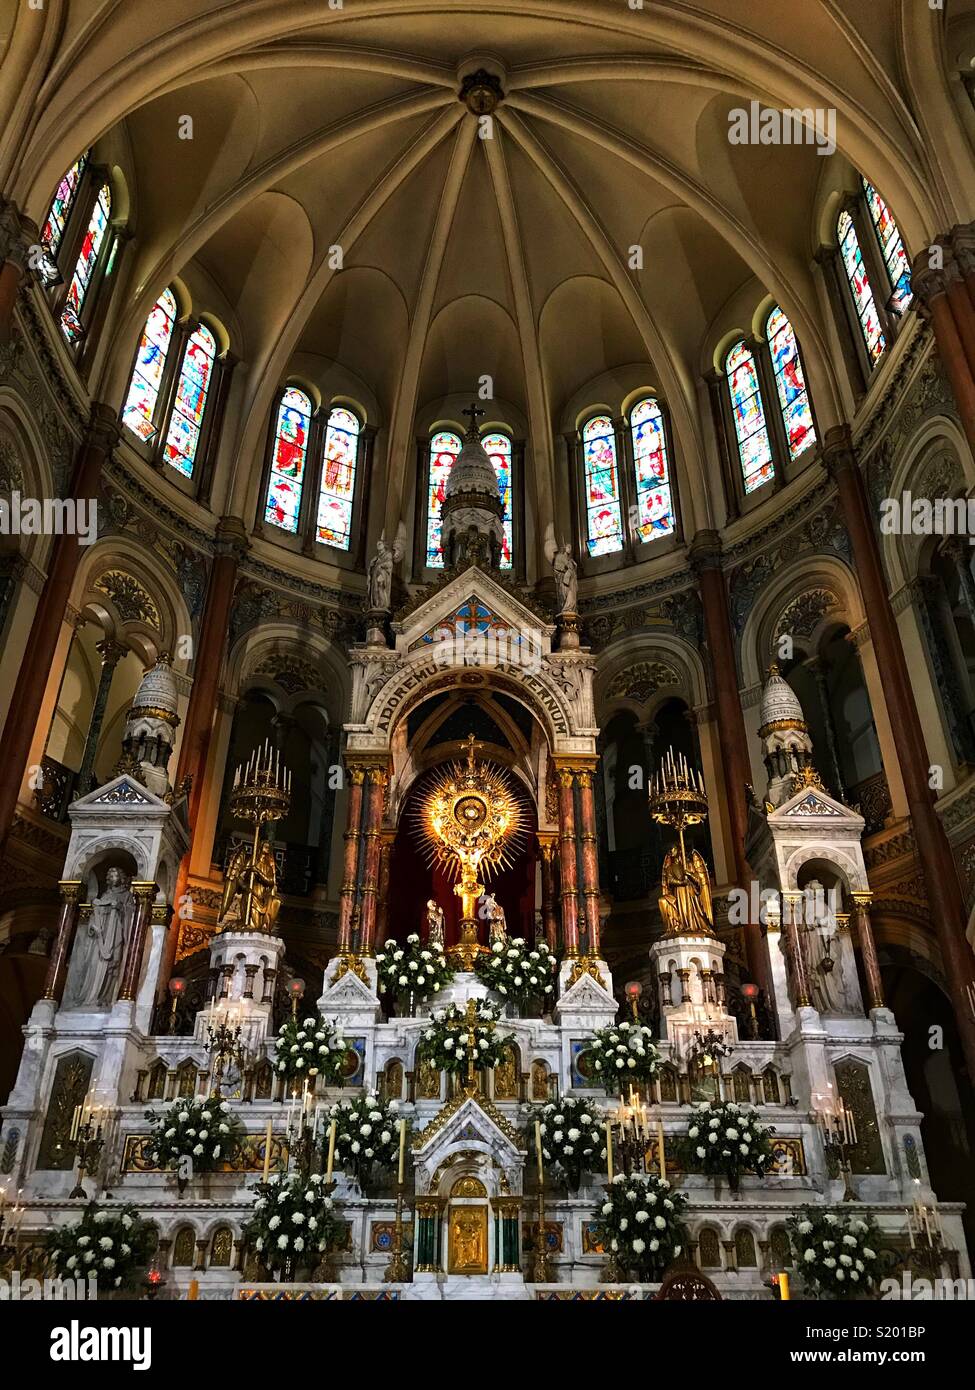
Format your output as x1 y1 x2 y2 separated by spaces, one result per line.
814 1089 859 1201
649 747 709 869
221 741 291 933
650 748 715 938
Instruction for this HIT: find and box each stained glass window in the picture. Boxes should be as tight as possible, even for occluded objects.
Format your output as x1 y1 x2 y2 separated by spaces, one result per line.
582 415 624 555
838 209 886 364
862 178 912 315
122 287 178 444
630 397 674 541
426 429 462 568
726 342 774 493
265 386 312 533
481 430 513 569
766 306 816 462
60 182 111 343
163 321 216 476
317 406 359 550
41 154 88 255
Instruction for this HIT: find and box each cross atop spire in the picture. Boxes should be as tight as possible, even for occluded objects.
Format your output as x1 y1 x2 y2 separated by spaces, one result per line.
462 401 485 437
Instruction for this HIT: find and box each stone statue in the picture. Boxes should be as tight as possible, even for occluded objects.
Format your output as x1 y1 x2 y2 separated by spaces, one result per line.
544 526 578 614
63 867 135 1009
426 898 445 949
658 847 714 937
481 891 508 948
220 840 281 934
366 523 406 613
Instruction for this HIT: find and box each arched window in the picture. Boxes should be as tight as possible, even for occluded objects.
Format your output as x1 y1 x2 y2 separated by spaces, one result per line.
837 209 886 365
862 178 912 315
425 429 462 568
629 397 674 541
163 321 217 477
59 181 111 343
481 430 514 569
582 414 624 555
317 406 359 550
40 154 88 257
122 287 178 444
725 341 774 493
265 386 312 534
765 306 816 461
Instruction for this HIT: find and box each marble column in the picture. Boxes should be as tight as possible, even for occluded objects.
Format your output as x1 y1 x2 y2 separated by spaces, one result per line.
851 893 885 1010
375 830 395 946
783 896 812 1010
358 766 388 958
42 881 83 1002
807 658 846 800
912 255 975 460
943 536 975 635
688 531 774 1004
538 834 559 952
336 767 366 954
576 766 601 958
0 402 120 856
76 638 126 794
824 426 975 1075
557 767 580 957
117 882 158 1003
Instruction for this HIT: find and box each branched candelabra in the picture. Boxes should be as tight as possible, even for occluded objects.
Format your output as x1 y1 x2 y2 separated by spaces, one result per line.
68 1100 106 1200
906 1179 946 1279
814 1090 859 1201
205 1013 245 1097
649 749 709 871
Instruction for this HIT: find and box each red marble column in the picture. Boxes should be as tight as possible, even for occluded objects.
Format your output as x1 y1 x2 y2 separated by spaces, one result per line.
538 835 559 952
42 881 83 1002
556 766 580 956
374 831 394 947
851 894 885 1011
824 426 975 1076
117 882 158 1003
358 766 388 957
688 532 774 1005
576 766 601 958
0 402 119 856
336 767 366 954
912 256 975 460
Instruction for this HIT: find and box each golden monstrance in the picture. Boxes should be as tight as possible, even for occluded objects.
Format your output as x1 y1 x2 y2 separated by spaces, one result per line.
416 734 522 970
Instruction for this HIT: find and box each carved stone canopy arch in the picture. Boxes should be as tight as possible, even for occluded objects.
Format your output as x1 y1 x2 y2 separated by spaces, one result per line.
605 660 682 707
93 569 161 629
249 653 326 696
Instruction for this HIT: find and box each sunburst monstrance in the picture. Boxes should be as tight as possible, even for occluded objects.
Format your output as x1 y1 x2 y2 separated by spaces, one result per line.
416 734 522 969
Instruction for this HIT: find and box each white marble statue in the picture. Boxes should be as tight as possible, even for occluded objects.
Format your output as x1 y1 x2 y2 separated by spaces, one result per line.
544 525 578 614
426 898 445 949
63 867 136 1009
367 523 407 612
481 892 508 948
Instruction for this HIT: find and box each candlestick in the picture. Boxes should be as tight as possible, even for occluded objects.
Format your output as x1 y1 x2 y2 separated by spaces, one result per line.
657 1120 666 1182
605 1119 614 1182
778 1270 790 1300
187 1278 199 1301
397 1118 407 1185
326 1117 337 1183
535 1120 544 1179
262 1119 272 1182
70 1104 81 1142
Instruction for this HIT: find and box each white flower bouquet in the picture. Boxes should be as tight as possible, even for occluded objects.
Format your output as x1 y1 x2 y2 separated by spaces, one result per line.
375 934 453 1007
418 1001 515 1077
787 1208 883 1299
595 1173 688 1281
529 1096 606 1190
583 1020 660 1093
275 1011 350 1085
679 1100 776 1189
325 1089 403 1192
46 1202 156 1291
144 1094 244 1186
475 937 557 1013
241 1172 339 1277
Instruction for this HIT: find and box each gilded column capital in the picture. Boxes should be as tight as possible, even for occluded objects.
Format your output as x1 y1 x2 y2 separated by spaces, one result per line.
58 879 83 904
131 880 158 903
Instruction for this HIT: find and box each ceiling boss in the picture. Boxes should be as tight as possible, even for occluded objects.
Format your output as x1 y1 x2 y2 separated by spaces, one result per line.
417 735 522 970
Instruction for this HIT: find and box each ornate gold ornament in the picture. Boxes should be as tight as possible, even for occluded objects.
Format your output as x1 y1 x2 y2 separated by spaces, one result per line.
650 747 715 937
566 956 607 989
333 953 369 985
416 734 522 969
219 742 291 934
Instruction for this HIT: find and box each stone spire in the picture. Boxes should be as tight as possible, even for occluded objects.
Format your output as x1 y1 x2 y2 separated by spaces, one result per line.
441 401 504 571
758 664 817 808
116 653 180 799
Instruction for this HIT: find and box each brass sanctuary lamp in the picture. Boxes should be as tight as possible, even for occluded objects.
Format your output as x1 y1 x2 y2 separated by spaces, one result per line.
417 735 522 970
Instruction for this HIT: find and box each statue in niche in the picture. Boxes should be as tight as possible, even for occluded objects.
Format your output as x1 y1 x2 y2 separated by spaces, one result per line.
63 868 136 1009
804 879 858 1014
425 898 445 949
658 846 714 937
481 892 507 948
545 527 578 614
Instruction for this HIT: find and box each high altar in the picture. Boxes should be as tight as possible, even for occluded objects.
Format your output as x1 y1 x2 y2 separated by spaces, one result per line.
0 425 966 1300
